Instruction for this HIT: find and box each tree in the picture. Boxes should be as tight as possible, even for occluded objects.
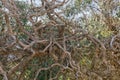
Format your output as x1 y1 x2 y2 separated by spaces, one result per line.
0 0 120 80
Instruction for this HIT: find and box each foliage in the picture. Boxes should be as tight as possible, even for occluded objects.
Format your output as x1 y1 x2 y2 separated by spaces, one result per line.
0 0 120 80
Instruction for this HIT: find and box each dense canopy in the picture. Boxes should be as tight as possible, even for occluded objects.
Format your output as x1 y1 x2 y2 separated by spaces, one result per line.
0 0 120 80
